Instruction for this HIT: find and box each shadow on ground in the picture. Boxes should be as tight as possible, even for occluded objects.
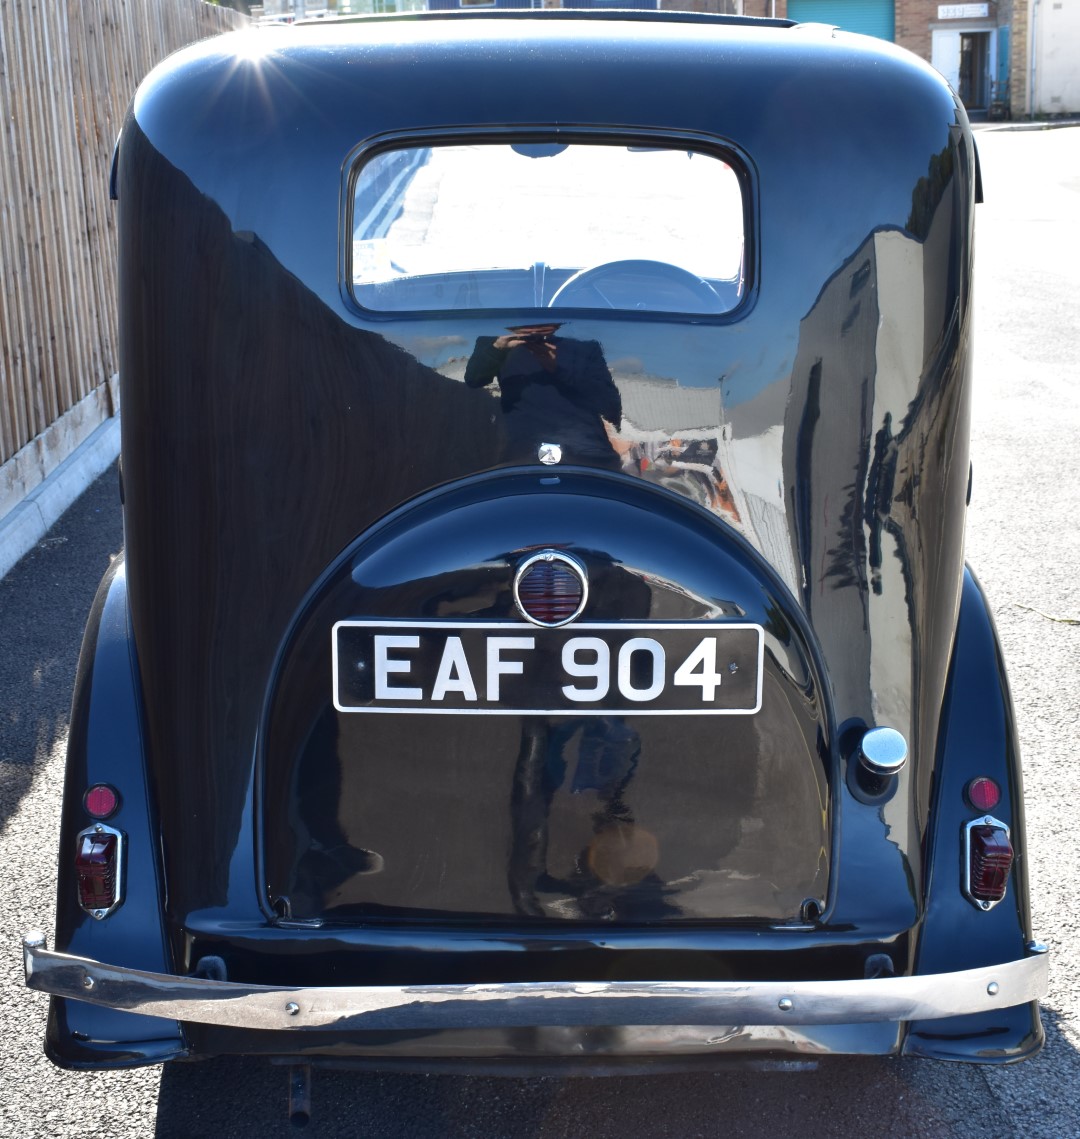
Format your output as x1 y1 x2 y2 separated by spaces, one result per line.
0 468 123 831
154 1048 1035 1139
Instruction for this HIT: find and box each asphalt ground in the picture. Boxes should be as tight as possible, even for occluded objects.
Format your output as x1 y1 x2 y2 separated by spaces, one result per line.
1 126 1078 1137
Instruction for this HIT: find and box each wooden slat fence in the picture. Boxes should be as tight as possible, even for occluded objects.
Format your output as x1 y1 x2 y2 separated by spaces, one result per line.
0 0 248 513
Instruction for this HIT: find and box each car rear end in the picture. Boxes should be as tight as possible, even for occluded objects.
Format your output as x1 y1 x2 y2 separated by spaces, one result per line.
26 13 1046 1074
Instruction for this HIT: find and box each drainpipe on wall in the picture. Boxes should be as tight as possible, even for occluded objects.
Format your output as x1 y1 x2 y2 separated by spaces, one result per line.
1029 0 1039 117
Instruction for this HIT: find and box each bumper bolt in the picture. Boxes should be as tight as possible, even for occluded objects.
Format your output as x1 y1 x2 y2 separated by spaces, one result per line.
285 1002 300 1016
778 998 793 1012
987 982 1000 996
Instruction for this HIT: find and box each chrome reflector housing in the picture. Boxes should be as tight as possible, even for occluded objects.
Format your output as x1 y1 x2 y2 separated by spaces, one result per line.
513 550 587 627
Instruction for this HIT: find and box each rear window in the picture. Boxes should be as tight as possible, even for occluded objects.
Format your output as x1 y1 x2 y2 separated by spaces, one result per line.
350 141 746 316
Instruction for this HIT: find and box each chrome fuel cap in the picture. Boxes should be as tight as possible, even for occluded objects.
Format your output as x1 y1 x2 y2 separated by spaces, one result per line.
858 727 908 776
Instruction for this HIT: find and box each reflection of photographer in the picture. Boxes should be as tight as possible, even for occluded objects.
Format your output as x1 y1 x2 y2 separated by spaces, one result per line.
464 324 622 468
492 327 559 370
509 716 666 921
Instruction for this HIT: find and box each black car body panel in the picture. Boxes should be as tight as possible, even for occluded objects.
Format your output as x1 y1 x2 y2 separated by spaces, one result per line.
27 12 1045 1072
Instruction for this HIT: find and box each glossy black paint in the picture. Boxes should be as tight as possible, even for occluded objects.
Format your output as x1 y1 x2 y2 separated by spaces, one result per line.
43 12 1041 1067
903 570 1042 1061
262 471 830 926
46 560 184 1068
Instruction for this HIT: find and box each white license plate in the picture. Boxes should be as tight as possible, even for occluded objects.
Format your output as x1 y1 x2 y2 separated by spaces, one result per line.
333 621 763 715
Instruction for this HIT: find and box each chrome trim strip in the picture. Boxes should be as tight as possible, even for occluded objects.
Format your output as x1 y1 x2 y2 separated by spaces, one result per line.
23 933 1047 1033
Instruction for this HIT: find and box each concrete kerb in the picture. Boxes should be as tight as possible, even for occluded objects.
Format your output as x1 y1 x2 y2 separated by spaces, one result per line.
0 416 121 581
972 117 1080 133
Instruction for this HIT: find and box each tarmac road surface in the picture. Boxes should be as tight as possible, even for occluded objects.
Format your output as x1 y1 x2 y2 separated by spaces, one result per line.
1 124 1078 1138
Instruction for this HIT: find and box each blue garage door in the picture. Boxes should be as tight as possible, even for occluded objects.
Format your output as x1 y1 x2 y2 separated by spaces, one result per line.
786 0 894 41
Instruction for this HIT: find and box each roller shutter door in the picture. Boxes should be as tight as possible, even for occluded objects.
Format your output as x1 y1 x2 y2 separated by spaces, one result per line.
786 0 895 41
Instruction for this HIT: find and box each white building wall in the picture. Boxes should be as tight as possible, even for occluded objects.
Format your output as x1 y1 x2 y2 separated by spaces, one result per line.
1030 0 1080 114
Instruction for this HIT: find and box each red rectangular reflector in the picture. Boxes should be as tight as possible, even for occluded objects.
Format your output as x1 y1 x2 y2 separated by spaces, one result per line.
969 824 1013 904
75 831 118 912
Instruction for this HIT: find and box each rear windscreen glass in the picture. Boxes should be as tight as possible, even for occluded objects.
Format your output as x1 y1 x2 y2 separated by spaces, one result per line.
350 142 746 315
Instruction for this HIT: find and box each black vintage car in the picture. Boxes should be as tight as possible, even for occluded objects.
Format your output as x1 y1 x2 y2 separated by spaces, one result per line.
24 8 1047 1106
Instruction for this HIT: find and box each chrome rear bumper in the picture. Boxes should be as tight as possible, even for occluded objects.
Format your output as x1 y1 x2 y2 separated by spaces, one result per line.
23 932 1048 1033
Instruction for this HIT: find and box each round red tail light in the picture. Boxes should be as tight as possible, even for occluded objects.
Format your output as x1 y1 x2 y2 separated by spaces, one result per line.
514 551 587 627
965 777 1001 812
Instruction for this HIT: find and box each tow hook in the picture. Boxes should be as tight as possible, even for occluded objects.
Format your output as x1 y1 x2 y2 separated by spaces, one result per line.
864 953 896 979
288 1064 312 1128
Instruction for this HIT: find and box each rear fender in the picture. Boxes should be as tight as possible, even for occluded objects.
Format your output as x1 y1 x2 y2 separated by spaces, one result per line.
904 568 1043 1062
45 557 185 1068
